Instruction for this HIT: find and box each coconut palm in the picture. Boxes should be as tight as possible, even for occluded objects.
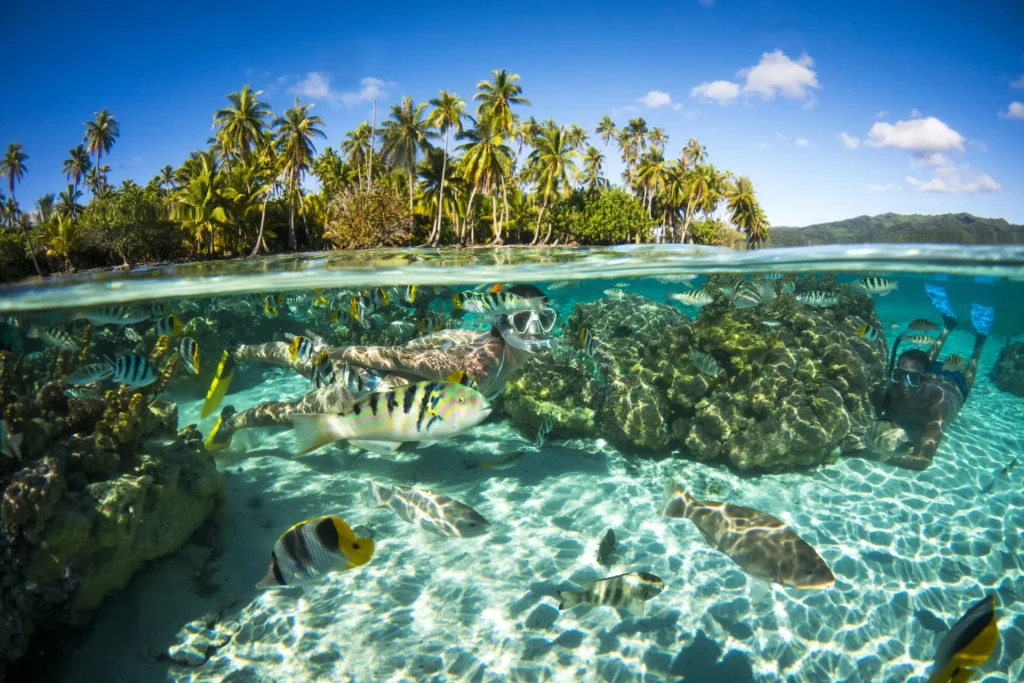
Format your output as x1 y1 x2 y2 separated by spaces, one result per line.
62 145 91 190
473 69 530 136
274 98 326 250
341 122 374 189
1 142 42 275
582 146 605 190
623 118 648 173
725 175 769 248
56 184 83 220
635 149 667 217
566 124 588 151
680 163 721 243
250 132 283 257
35 194 55 225
172 151 227 255
83 109 119 189
425 90 466 245
683 138 706 166
649 127 667 152
158 165 176 200
595 116 617 149
45 213 81 272
456 116 513 245
213 85 272 161
525 121 579 245
380 96 438 213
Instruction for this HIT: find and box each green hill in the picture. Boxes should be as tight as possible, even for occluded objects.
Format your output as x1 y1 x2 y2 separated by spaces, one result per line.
769 213 1024 247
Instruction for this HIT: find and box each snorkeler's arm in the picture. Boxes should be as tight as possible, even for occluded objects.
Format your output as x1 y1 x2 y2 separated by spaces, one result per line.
328 346 466 381
402 330 480 351
233 342 314 379
889 419 942 470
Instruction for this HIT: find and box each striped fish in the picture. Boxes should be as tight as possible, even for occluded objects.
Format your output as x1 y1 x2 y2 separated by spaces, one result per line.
151 303 171 318
781 281 796 294
366 482 491 538
340 364 368 393
556 572 664 616
256 516 374 589
909 318 940 332
667 290 714 307
64 387 101 399
388 320 416 335
111 353 158 388
178 337 200 374
462 291 544 315
858 323 880 342
289 336 315 363
402 285 417 305
124 327 143 342
905 334 937 347
311 352 335 389
263 296 279 318
549 280 581 290
154 315 183 338
614 282 632 288
689 350 721 377
536 417 553 448
603 288 626 300
759 272 783 280
579 328 598 357
76 306 151 326
797 291 839 308
853 276 898 296
732 284 761 309
289 381 493 456
27 327 80 350
66 362 116 385
654 274 697 283
942 354 966 372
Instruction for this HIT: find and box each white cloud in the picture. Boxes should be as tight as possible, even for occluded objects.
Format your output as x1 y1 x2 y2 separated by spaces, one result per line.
637 91 674 108
1011 75 1024 88
967 139 987 152
611 104 640 116
836 132 861 149
864 116 965 153
866 182 901 191
910 108 922 118
795 137 808 147
756 142 774 149
1000 101 1024 119
873 110 889 119
906 164 1000 194
739 50 820 100
690 80 741 104
288 73 388 106
910 152 950 168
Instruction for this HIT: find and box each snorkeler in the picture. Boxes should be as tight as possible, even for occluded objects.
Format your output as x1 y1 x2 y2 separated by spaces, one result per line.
203 284 557 452
870 286 994 470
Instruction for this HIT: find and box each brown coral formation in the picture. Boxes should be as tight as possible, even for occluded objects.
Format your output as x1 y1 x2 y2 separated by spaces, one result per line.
993 341 1024 397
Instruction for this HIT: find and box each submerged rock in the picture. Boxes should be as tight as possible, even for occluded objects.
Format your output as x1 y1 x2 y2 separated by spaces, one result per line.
993 341 1024 397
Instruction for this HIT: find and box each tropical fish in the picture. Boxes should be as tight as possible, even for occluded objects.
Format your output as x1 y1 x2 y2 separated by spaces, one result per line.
63 387 100 399
176 337 199 374
614 282 632 288
549 280 581 290
858 323 880 342
689 350 721 377
447 370 479 392
124 327 143 342
289 381 493 456
111 353 159 388
490 283 504 293
942 354 966 372
401 285 417 305
27 327 80 350
154 315 183 338
362 286 390 309
667 290 714 308
762 320 782 328
329 309 342 324
288 336 315 364
556 572 664 616
200 350 236 418
482 450 527 470
388 320 416 335
853 277 898 296
340 364 368 394
0 420 23 461
462 291 545 315
998 457 1019 476
366 482 491 538
905 334 937 347
781 281 796 294
910 318 940 332
654 274 697 283
662 480 834 589
263 296 279 318
732 284 762 309
451 293 464 310
367 313 387 330
311 352 335 389
256 516 374 589
888 322 902 330
759 272 783 280
866 420 913 457
66 362 116 385
536 416 553 447
796 291 839 308
75 306 151 326
603 288 626 300
313 295 330 308
925 594 999 683
597 529 616 568
579 328 598 357
151 303 171 318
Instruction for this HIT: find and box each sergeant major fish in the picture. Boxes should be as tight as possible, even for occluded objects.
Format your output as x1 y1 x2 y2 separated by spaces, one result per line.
27 327 80 351
366 481 491 538
853 277 898 296
662 480 834 589
111 353 159 388
557 572 664 617
689 350 721 377
63 387 101 399
909 318 940 332
603 288 626 300
74 306 151 326
797 291 839 308
66 362 116 385
941 354 966 372
667 290 714 308
462 291 545 316
904 334 937 347
256 516 374 589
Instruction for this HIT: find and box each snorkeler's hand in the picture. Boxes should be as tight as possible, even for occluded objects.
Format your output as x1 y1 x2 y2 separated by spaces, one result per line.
887 453 930 471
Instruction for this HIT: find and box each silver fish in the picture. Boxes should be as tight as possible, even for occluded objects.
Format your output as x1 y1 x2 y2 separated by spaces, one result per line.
689 350 721 377
66 362 115 385
64 387 101 399
27 327 80 351
76 306 151 326
853 276 898 296
759 272 783 280
904 333 937 346
603 288 627 300
462 291 545 316
667 291 714 307
654 274 698 283
732 285 762 309
597 529 616 568
549 280 581 290
366 481 491 538
388 320 417 335
482 450 527 470
557 572 664 616
796 291 839 308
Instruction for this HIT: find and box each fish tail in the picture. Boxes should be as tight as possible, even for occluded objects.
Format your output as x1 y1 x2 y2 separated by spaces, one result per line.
365 480 392 507
200 350 236 419
661 479 693 518
556 590 582 610
289 414 352 457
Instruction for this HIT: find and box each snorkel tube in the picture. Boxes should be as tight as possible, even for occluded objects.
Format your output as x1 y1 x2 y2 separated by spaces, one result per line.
879 333 904 417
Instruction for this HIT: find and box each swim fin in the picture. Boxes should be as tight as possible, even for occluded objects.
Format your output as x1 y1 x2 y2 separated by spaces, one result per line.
971 303 994 336
200 350 237 418
204 405 236 453
924 284 956 320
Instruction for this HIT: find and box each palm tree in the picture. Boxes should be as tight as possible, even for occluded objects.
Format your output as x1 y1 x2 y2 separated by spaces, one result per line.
595 116 617 149
83 109 119 191
56 184 83 220
473 69 531 136
566 124 588 151
213 85 272 161
380 96 438 213
680 163 721 243
636 149 667 217
341 122 374 189
159 165 176 199
456 116 513 245
62 145 91 190
251 132 283 257
725 175 769 248
274 98 326 250
35 194 55 225
45 213 81 272
623 118 649 181
582 146 605 190
172 151 227 256
525 121 579 245
1 142 42 275
649 127 667 152
683 138 706 166
426 90 466 245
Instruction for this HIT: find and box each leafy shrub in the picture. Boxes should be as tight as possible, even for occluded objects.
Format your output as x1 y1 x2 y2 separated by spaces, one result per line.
554 188 655 245
688 217 746 248
80 185 181 265
325 188 414 249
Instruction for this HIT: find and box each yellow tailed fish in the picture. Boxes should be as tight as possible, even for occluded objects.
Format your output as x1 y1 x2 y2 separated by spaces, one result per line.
201 350 237 419
446 370 479 391
926 594 999 683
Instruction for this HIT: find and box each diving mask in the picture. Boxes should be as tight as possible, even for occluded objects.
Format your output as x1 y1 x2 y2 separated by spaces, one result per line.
890 368 923 388
497 307 558 352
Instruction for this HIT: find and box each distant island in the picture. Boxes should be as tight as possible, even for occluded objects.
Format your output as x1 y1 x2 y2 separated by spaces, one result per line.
769 213 1024 247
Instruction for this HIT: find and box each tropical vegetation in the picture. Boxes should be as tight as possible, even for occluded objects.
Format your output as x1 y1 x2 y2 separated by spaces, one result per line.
0 69 769 280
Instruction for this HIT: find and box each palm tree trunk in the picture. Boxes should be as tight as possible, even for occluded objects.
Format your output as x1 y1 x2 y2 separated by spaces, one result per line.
492 178 507 245
251 194 269 257
11 194 43 275
680 196 697 244
529 200 548 246
408 168 415 214
288 178 297 250
367 100 376 193
462 186 478 247
431 129 449 246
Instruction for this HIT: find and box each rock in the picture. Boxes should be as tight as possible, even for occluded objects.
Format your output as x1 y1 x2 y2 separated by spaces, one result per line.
993 342 1024 397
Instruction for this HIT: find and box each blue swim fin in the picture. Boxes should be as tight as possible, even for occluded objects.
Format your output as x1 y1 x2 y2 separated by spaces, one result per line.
971 303 995 335
924 284 956 319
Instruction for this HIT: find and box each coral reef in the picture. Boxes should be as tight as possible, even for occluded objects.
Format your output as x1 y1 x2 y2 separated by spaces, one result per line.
993 341 1024 397
501 277 886 471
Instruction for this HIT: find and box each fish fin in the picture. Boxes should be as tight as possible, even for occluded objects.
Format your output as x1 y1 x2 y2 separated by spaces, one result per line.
661 479 691 518
290 414 352 456
365 481 391 507
626 602 646 618
556 590 581 610
255 569 279 590
200 351 236 419
204 406 236 454
349 439 403 455
416 440 439 450
8 433 23 460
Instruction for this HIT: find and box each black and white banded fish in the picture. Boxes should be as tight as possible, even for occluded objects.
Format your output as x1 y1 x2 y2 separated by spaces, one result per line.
177 337 200 374
579 328 598 357
557 572 664 616
64 387 101 399
340 363 368 394
759 272 783 280
732 284 762 309
667 290 714 307
796 291 839 308
853 277 898 296
151 303 171 318
689 350 722 377
536 417 553 448
111 353 159 388
124 327 143 342
75 306 151 326
66 362 116 385
289 336 315 364
904 334 937 347
654 274 698 284
549 280 581 290
311 352 335 389
256 516 374 589
27 327 80 350
858 323 880 342
154 315 183 338
462 291 545 316
603 288 626 299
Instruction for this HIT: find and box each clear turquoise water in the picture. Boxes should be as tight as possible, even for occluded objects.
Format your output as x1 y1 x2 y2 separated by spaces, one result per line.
2 245 1023 683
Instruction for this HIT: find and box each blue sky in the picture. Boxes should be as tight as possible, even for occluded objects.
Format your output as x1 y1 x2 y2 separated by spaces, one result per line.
3 0 1023 226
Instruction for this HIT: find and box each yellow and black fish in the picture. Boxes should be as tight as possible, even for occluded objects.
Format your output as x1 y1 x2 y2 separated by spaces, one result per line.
289 336 314 363
311 351 335 389
256 516 374 589
580 328 597 357
402 285 417 306
313 295 329 308
154 314 183 338
447 370 479 391
263 296 279 318
942 354 966 372
177 337 200 374
926 594 999 683
201 350 237 419
858 323 880 342
329 309 342 324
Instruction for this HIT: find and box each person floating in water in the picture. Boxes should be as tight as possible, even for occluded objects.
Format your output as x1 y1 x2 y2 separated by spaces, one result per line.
202 284 557 452
870 285 994 470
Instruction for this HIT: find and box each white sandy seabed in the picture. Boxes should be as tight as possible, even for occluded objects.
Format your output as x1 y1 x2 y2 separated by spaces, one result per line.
59 333 1023 683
